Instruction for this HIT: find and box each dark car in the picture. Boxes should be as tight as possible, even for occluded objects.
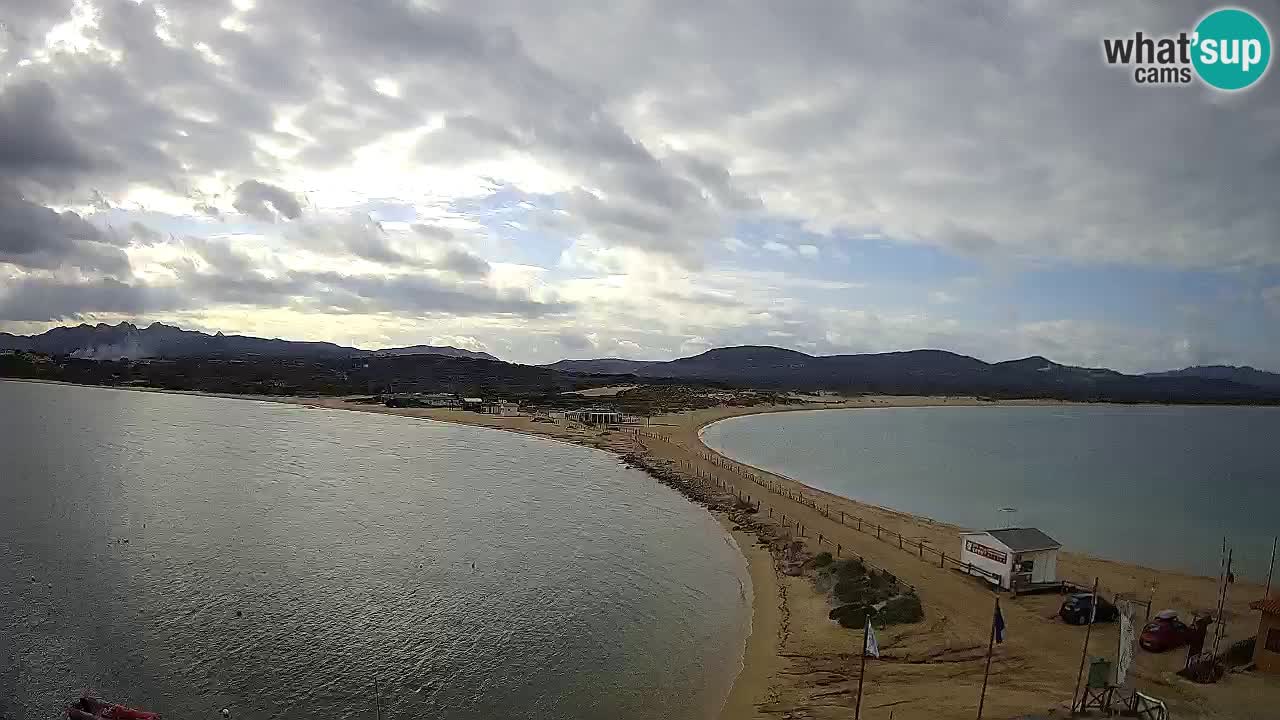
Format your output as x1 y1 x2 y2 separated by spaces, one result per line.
1059 593 1119 625
1139 611 1208 653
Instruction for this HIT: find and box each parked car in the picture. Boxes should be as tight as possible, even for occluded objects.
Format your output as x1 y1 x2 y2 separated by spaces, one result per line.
1059 593 1119 625
1139 610 1201 652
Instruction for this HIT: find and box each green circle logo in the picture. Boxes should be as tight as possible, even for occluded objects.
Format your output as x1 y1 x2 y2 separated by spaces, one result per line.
1192 8 1271 90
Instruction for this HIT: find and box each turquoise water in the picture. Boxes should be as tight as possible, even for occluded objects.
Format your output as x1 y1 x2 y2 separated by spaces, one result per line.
701 405 1280 579
1 380 749 720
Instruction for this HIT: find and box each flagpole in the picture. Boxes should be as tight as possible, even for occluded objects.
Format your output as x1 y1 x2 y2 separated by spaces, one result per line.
1071 577 1099 712
855 619 869 720
1266 536 1277 600
976 597 998 720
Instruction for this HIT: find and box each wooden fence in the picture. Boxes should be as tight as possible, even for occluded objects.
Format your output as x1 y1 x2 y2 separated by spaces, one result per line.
632 429 1003 587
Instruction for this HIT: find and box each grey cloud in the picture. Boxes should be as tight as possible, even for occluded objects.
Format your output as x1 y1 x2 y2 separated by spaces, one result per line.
412 224 458 242
1264 287 1280 316
286 216 490 274
287 214 409 265
0 276 181 322
440 248 491 277
7 0 745 266
0 186 130 274
557 331 594 351
233 180 304 222
304 272 565 318
0 81 100 185
1 1 77 69
175 238 559 317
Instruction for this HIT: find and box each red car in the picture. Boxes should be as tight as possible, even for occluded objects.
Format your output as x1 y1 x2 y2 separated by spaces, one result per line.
1139 611 1209 653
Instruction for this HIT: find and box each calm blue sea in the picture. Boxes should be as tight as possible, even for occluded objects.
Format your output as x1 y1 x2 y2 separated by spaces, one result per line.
1 380 749 720
701 404 1280 579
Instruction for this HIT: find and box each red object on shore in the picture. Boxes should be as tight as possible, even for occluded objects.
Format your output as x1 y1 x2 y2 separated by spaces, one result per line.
67 695 160 720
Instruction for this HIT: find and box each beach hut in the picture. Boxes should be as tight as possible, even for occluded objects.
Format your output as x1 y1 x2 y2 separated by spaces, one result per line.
959 527 1061 591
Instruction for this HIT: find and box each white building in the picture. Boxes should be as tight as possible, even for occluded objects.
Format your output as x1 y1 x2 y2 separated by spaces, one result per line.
565 408 623 425
959 527 1061 591
490 400 520 416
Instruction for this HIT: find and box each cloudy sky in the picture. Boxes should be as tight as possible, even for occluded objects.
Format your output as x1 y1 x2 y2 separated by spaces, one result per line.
2 1 1278 370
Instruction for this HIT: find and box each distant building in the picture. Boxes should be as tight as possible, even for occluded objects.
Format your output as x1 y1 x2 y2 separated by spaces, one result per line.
959 528 1061 591
1250 596 1280 674
461 397 485 411
565 408 623 425
383 392 459 408
489 400 520 416
417 393 460 407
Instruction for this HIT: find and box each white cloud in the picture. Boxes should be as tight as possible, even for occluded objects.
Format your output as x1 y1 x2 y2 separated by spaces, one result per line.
762 241 795 257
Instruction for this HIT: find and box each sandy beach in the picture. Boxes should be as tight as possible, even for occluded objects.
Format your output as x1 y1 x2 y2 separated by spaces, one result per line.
284 393 1276 720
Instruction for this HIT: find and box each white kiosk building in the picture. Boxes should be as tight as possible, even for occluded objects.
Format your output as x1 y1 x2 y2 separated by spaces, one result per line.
959 527 1061 591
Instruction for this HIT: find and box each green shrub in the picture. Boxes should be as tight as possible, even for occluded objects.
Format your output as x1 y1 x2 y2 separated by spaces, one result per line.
834 558 866 579
829 603 874 629
833 577 870 604
869 570 896 591
880 593 924 624
814 552 833 567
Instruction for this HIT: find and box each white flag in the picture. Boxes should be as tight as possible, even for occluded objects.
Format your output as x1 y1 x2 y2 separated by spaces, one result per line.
864 616 880 658
1116 600 1137 686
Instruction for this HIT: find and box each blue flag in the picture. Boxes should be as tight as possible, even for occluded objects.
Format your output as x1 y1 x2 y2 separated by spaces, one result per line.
993 600 1006 644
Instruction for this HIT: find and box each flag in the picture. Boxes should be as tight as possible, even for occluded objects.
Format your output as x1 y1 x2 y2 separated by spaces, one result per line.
863 616 880 658
993 600 1006 644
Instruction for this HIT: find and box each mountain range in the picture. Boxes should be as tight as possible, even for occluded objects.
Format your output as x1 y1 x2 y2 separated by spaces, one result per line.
587 345 1280 400
542 358 659 374
4 322 1280 402
0 322 496 361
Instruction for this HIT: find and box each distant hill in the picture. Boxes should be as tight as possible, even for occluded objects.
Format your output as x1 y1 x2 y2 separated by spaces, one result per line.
1144 365 1280 389
635 346 993 387
0 322 359 359
374 345 498 361
0 322 500 362
4 323 1279 404
613 345 1278 402
544 358 658 374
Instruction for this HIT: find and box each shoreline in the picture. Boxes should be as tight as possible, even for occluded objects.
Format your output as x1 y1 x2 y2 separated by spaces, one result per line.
7 379 1273 718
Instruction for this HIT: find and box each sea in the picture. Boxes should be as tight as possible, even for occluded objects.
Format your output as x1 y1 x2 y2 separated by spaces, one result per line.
0 380 750 720
701 404 1280 580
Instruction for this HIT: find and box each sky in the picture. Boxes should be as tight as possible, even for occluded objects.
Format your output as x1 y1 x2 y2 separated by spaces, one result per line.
1 1 1279 371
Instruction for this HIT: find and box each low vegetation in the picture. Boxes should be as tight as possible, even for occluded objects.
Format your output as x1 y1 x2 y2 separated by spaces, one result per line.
816 558 923 629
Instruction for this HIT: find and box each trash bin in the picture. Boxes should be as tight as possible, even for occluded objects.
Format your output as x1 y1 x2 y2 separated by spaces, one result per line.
1087 657 1112 688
